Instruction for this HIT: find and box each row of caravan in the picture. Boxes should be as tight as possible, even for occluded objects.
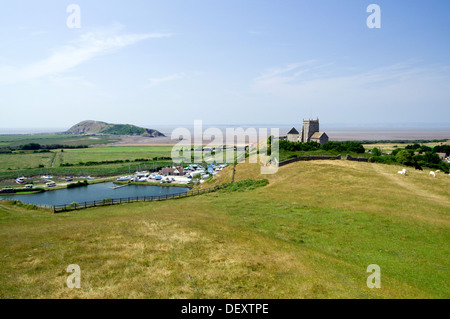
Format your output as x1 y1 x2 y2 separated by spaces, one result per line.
116 172 164 182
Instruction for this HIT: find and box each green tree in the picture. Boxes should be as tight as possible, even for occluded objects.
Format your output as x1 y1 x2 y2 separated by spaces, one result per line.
372 147 381 156
395 150 414 166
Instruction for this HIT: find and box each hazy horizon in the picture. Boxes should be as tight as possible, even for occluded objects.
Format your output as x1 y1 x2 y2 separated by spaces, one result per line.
1 121 449 141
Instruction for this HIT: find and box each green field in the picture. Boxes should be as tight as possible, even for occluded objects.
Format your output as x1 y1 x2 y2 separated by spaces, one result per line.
0 152 55 171
279 149 370 162
0 134 118 148
0 145 176 186
362 140 450 152
0 160 448 298
59 146 174 165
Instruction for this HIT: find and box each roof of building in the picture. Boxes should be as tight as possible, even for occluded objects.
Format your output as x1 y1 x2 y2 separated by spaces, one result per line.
162 167 184 173
287 127 299 135
310 132 327 139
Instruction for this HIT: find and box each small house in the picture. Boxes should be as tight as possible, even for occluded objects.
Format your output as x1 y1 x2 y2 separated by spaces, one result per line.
287 127 301 142
310 132 329 144
160 167 184 176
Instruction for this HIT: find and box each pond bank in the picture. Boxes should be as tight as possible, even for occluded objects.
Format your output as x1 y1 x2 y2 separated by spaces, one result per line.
113 180 194 188
0 182 190 207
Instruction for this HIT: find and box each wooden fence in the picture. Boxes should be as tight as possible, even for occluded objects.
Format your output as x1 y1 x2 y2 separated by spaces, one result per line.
345 154 374 162
278 155 342 167
52 183 231 213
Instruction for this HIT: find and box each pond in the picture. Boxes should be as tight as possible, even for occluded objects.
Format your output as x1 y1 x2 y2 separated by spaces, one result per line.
1 182 190 206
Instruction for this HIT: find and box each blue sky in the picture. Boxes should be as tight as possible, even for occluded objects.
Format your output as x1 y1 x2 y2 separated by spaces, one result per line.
0 0 449 129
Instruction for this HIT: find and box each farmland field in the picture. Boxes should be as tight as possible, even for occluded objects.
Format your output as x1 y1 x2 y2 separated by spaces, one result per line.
362 140 450 152
59 146 174 165
0 152 55 172
278 149 371 162
0 160 448 298
0 134 119 148
0 145 176 186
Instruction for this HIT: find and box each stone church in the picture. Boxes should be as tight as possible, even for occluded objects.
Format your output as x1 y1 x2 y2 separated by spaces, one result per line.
287 118 329 144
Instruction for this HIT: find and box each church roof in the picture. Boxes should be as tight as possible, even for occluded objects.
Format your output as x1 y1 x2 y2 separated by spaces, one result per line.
311 132 327 139
287 127 299 135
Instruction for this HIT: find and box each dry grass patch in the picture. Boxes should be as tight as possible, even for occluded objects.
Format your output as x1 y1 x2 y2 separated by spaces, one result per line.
0 159 448 298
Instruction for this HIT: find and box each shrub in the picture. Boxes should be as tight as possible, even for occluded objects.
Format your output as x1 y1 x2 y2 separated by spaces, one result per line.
372 156 397 165
67 202 79 209
20 143 41 150
67 180 89 189
222 179 269 192
372 148 381 156
395 150 415 166
101 198 113 205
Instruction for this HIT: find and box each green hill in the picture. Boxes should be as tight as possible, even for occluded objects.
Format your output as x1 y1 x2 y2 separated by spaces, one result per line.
66 120 165 137
0 160 448 298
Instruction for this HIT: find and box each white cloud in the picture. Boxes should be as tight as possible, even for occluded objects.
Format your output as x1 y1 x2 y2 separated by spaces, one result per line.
145 73 184 88
251 61 450 123
0 29 173 86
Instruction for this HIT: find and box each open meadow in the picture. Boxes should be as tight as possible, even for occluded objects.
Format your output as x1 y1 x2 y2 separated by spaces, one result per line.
0 134 119 148
362 140 450 152
0 159 448 298
59 146 174 165
0 152 55 172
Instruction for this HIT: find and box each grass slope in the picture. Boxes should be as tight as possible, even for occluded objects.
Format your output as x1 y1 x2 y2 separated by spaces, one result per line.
0 160 448 298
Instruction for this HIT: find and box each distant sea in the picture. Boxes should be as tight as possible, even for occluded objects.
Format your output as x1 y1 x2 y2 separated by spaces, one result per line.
147 124 450 141
1 124 449 141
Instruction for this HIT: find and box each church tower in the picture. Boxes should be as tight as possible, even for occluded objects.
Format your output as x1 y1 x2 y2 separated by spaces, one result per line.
301 118 320 142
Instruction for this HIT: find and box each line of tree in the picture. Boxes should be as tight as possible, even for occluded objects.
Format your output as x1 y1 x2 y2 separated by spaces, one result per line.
61 157 173 167
279 140 365 153
404 143 450 156
18 143 88 151
354 139 448 145
372 144 449 173
0 147 13 154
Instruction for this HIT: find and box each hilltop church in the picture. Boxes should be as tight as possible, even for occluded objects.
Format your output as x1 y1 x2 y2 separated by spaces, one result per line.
287 118 329 144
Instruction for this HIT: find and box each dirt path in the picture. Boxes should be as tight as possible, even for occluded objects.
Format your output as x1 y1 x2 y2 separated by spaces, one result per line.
371 164 450 205
51 156 55 168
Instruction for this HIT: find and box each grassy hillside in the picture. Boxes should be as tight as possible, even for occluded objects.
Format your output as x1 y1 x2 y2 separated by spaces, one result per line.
66 120 164 137
0 160 448 298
